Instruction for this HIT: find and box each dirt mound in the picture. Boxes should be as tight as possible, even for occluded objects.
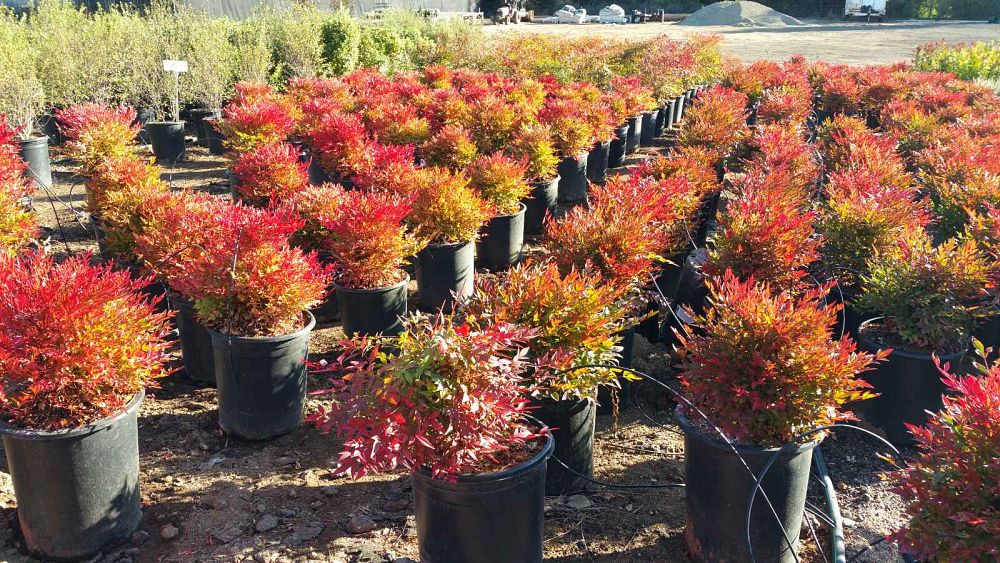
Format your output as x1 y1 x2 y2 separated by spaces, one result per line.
679 1 803 27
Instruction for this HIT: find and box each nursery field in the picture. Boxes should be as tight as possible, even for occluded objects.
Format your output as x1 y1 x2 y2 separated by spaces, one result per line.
3 141 908 563
3 5 999 563
486 20 1000 65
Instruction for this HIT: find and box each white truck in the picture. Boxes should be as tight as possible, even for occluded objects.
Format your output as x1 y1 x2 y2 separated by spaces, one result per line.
844 0 887 21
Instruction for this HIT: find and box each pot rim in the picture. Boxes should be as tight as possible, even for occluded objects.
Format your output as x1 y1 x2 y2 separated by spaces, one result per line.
856 317 969 360
422 239 475 251
414 431 554 483
530 174 560 187
488 201 527 220
675 406 821 456
0 389 145 440
333 273 409 294
146 120 186 127
205 310 316 343
17 135 49 145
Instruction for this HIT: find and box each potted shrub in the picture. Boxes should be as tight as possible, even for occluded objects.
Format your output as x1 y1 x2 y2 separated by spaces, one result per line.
544 177 673 411
179 13 235 147
229 141 309 206
310 313 552 563
509 123 560 236
816 169 930 336
606 76 657 166
676 86 750 169
0 25 49 191
56 103 140 177
216 91 296 155
965 205 1000 350
467 153 531 272
169 203 332 440
540 92 594 205
889 343 1000 562
419 123 479 171
406 167 489 312
674 270 882 563
318 187 424 336
0 252 170 559
465 261 628 495
854 232 990 444
0 117 38 256
135 190 227 386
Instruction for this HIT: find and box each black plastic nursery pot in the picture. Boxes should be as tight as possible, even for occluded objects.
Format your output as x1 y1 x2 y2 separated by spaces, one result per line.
654 104 668 137
523 176 559 236
625 115 642 154
640 109 659 145
664 99 677 130
477 204 525 272
17 135 52 190
412 433 553 563
587 139 611 185
202 117 227 155
188 108 220 147
416 241 475 312
856 319 967 446
167 293 216 386
677 409 817 563
973 313 1000 352
208 312 315 440
557 153 589 204
146 121 186 164
307 158 331 186
531 397 596 496
0 390 144 560
335 276 408 337
675 248 709 314
673 93 687 124
597 326 637 415
607 123 630 168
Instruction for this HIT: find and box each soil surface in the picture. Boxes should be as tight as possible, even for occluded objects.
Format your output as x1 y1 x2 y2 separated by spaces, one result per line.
486 19 1000 66
0 134 910 562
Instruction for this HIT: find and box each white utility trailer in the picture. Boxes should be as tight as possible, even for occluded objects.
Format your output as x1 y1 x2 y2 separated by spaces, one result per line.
844 0 886 21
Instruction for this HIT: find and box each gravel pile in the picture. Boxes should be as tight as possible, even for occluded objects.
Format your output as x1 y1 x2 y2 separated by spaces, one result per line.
679 1 803 27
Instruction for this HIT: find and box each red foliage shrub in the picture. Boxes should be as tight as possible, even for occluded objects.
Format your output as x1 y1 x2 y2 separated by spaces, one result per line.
465 261 629 401
309 314 544 479
677 86 750 163
55 104 139 174
134 190 228 285
675 270 883 446
319 187 423 289
218 99 296 154
0 252 171 430
891 346 1000 561
606 76 658 124
539 93 596 158
818 115 908 187
284 183 348 251
86 156 165 216
0 116 35 255
231 142 309 206
465 153 530 216
704 168 821 292
301 112 372 180
508 124 560 182
745 124 819 194
420 124 478 170
169 204 332 336
0 115 30 197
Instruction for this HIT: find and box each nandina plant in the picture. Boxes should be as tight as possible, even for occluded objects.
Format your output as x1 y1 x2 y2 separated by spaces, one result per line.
230 142 309 206
169 203 333 337
704 168 821 293
744 124 819 194
756 84 813 130
134 190 228 285
675 270 883 447
0 114 30 198
319 187 424 289
98 177 172 262
817 169 930 289
301 111 373 181
508 124 559 182
465 153 531 216
606 76 658 123
633 146 720 197
464 261 629 402
86 156 165 217
285 183 347 252
818 115 908 187
0 251 171 430
217 98 296 154
0 116 35 255
677 86 750 164
406 167 489 245
544 177 669 290
539 94 596 158
309 313 545 479
890 343 1000 561
857 231 990 353
420 124 479 171
56 104 139 175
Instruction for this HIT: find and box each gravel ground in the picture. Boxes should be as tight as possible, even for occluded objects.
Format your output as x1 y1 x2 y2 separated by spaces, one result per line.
486 19 1000 65
0 133 910 562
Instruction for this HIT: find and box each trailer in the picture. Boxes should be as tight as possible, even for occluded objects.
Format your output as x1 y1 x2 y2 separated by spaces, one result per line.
844 0 886 21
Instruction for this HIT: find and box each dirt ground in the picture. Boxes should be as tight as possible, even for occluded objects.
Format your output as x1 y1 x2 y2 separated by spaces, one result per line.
486 19 1000 66
0 133 910 562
